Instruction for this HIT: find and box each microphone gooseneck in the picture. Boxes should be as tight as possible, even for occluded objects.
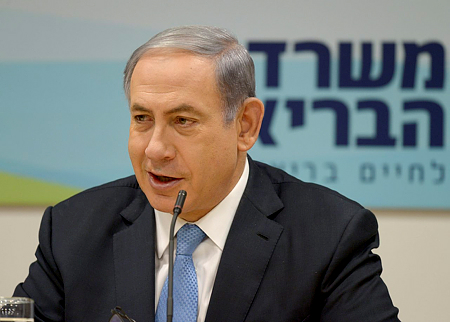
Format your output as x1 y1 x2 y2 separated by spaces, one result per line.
167 190 187 322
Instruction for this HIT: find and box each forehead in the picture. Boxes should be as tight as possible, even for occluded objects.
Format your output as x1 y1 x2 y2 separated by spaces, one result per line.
131 51 218 91
129 51 225 118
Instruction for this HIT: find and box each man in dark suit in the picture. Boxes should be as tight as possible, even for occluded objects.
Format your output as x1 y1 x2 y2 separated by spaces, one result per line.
14 26 400 321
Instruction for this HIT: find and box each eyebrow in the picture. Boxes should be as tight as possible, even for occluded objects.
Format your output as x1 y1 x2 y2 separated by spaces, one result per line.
165 104 198 116
130 103 206 118
130 104 148 113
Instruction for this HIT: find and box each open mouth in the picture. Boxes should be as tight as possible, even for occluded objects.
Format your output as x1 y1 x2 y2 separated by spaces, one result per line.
150 172 180 184
154 175 177 183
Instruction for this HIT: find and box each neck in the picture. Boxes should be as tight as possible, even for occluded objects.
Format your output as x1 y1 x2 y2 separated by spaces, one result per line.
179 155 247 222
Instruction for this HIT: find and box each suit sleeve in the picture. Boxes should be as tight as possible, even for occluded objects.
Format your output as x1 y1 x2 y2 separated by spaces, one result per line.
13 206 65 322
319 208 400 322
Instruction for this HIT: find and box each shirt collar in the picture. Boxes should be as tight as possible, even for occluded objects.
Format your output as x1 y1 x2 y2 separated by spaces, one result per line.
155 158 249 259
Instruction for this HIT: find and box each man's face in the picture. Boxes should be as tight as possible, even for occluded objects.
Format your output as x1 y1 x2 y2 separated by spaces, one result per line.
128 51 246 221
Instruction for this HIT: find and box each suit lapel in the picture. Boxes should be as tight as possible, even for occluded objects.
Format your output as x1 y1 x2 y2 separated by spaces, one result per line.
205 159 284 322
113 194 155 321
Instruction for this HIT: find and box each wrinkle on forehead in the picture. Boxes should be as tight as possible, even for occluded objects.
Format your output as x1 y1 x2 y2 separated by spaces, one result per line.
133 84 182 94
130 52 219 95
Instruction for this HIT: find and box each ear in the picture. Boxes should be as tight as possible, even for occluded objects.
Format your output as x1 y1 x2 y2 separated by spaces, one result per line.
236 97 265 152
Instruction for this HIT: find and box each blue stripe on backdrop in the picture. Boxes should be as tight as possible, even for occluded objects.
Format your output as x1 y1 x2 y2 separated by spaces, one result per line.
0 55 448 208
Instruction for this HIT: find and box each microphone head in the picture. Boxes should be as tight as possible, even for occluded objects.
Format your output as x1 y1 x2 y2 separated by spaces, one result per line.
173 190 187 213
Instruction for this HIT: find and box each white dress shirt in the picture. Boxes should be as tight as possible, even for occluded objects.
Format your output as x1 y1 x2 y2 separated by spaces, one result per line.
154 158 249 322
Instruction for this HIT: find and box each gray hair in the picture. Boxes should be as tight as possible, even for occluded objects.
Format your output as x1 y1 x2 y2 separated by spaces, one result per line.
123 25 255 123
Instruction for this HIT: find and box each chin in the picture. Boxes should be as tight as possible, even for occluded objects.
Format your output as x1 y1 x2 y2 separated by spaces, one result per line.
143 191 175 213
150 202 173 214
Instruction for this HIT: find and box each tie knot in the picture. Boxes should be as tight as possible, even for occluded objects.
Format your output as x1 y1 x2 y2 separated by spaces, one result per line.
176 224 206 256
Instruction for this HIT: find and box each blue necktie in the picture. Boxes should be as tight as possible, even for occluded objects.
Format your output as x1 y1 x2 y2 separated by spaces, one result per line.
156 224 206 322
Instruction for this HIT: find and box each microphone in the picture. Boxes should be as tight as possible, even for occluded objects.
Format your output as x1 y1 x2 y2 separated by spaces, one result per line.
167 190 187 322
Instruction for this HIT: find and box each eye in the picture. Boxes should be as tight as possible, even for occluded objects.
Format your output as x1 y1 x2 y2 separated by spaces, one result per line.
134 114 149 122
175 116 195 126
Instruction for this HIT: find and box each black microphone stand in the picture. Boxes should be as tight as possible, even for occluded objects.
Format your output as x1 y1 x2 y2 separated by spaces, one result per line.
167 190 187 322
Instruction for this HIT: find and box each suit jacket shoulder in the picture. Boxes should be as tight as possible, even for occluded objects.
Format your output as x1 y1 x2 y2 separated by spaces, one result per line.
205 158 399 322
253 159 363 209
14 175 155 322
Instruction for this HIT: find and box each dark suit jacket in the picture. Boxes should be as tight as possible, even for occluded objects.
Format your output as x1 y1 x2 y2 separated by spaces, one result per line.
15 158 399 321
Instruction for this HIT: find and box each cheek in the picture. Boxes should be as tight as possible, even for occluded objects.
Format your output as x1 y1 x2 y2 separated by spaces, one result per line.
195 134 237 173
128 132 147 164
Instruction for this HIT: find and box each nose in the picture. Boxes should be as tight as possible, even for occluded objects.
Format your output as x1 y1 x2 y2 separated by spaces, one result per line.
144 125 176 162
